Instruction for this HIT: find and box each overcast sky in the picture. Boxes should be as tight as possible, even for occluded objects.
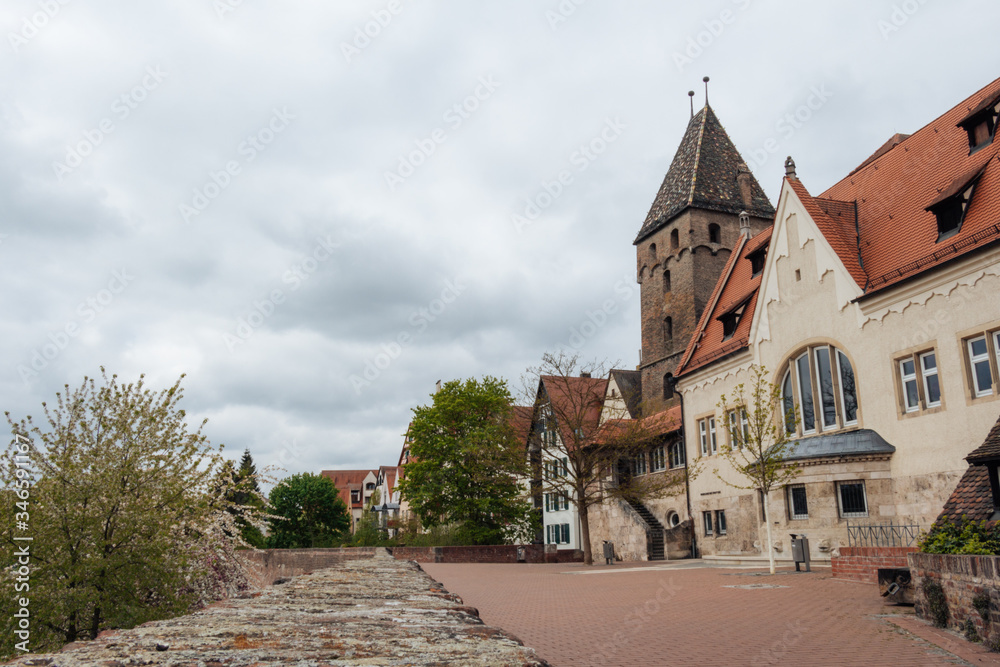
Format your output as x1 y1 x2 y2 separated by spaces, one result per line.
2 1 996 478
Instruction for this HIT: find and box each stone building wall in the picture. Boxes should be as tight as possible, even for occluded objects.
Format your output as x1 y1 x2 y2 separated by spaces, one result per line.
587 498 649 561
910 552 1000 641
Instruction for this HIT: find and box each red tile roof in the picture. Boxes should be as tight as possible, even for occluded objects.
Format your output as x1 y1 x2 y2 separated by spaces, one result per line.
540 375 608 448
510 405 534 448
675 229 770 377
937 413 1000 523
819 76 1000 295
321 469 375 509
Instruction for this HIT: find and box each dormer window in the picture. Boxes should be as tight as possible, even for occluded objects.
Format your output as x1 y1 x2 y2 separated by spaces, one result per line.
716 296 751 341
747 248 767 277
957 94 999 154
926 165 985 242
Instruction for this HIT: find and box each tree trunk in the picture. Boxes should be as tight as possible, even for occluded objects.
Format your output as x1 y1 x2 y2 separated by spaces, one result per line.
89 606 102 640
579 502 593 565
763 491 776 575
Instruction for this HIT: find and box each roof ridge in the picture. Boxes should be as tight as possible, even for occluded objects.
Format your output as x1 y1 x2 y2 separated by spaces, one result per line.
686 105 710 206
826 76 1000 193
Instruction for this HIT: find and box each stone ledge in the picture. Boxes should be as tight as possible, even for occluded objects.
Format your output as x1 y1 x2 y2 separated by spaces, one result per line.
4 549 549 666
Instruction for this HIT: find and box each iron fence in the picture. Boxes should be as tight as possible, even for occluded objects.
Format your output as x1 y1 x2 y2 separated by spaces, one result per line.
846 520 921 548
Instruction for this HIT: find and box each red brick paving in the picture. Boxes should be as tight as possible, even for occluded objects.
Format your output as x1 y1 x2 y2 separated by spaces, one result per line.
422 561 998 667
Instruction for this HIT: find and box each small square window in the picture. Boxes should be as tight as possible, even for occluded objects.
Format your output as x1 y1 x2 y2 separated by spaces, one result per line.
837 481 868 518
788 484 808 520
703 511 714 536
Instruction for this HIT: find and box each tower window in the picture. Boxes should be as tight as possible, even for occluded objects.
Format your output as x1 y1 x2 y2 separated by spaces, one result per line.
663 270 671 293
709 224 721 244
670 229 679 251
649 243 657 260
663 317 673 343
663 373 674 399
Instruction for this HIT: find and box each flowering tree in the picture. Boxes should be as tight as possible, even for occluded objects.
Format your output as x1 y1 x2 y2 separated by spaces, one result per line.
0 370 267 658
716 364 800 574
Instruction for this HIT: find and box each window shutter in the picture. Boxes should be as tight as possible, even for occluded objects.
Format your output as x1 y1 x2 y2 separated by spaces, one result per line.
561 524 570 543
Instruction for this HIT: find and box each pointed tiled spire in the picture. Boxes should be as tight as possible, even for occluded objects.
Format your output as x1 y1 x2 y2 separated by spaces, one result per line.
635 106 775 244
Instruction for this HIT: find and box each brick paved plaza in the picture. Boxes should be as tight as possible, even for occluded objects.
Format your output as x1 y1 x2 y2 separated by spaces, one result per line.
423 561 1000 667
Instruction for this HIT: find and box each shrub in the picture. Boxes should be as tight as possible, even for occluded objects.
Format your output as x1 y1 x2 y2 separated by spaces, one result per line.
919 516 1000 555
923 580 949 628
974 592 992 623
965 618 981 642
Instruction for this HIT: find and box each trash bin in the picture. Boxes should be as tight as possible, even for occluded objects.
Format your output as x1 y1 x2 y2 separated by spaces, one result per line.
602 540 615 565
789 533 811 572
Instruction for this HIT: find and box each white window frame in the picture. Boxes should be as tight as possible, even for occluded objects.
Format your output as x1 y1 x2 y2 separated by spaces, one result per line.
920 351 942 408
699 419 708 456
669 440 686 469
836 480 869 519
968 335 994 398
651 446 666 472
835 351 858 426
813 346 838 430
703 511 714 536
787 484 808 520
899 357 919 412
709 417 717 454
715 510 727 536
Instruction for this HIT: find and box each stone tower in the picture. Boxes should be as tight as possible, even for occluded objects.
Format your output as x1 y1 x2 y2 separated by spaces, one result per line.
635 103 774 408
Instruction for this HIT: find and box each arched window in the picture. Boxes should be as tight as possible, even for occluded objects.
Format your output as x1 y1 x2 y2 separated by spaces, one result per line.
663 269 671 293
709 223 721 244
663 317 673 343
670 229 679 251
780 344 859 436
649 243 657 260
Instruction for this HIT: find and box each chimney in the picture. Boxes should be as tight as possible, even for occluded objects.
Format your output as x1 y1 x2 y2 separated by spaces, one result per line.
736 162 753 207
435 380 442 393
739 210 751 236
785 156 797 179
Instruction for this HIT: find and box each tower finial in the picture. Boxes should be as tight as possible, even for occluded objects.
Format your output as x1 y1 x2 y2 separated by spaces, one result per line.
688 90 695 118
703 76 710 106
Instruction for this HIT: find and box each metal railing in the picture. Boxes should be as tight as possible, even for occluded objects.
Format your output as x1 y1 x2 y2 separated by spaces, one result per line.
846 520 921 548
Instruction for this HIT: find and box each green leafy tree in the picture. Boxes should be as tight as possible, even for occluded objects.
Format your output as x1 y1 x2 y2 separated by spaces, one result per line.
266 473 350 548
397 376 535 545
0 370 256 659
716 364 801 574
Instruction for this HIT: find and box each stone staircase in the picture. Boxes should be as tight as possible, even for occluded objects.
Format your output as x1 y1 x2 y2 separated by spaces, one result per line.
625 498 666 561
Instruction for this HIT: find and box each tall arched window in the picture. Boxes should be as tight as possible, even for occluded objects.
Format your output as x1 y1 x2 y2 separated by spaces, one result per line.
663 269 671 293
781 344 859 435
663 317 673 344
670 229 679 251
709 223 721 244
649 243 657 260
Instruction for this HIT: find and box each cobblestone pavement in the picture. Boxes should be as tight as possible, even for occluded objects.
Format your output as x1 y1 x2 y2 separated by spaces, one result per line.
423 561 1000 667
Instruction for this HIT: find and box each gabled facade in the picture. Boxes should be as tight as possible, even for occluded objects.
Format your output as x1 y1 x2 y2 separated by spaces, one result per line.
675 77 1000 560
321 468 378 534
